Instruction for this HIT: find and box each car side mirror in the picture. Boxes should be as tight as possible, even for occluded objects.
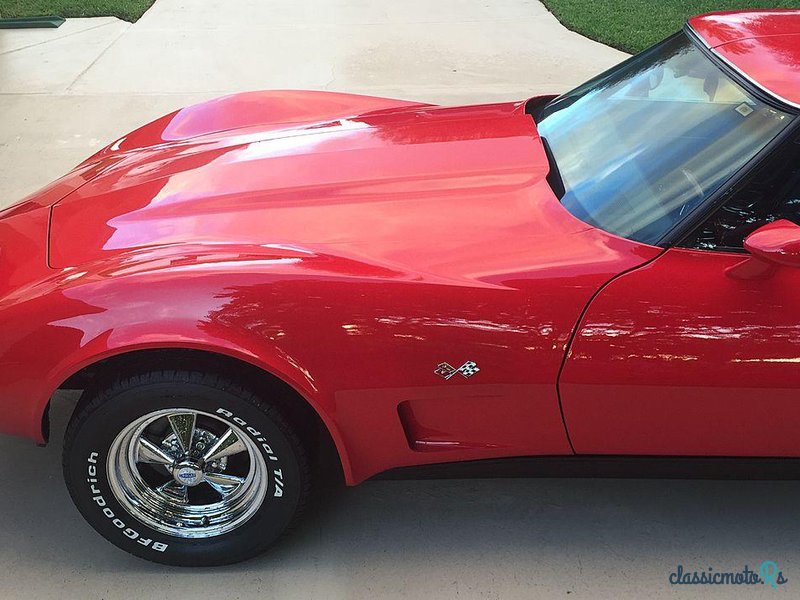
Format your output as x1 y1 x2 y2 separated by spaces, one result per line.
744 220 800 267
727 220 800 279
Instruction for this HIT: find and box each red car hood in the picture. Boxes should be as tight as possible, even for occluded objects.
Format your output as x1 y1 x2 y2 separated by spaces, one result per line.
49 90 590 273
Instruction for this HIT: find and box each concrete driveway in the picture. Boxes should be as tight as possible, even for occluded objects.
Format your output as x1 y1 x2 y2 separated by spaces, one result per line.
0 0 626 205
4 400 800 599
4 2 799 599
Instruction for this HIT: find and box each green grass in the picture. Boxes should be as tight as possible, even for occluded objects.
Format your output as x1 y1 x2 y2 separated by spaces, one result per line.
541 0 800 53
0 0 156 22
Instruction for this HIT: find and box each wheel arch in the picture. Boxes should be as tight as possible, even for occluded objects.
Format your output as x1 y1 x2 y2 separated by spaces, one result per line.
50 346 348 483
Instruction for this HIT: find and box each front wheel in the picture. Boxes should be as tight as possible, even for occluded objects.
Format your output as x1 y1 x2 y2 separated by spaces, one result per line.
63 371 310 566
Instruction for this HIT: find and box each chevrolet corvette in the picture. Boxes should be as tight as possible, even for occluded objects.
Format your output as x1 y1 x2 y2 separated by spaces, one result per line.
2 10 800 566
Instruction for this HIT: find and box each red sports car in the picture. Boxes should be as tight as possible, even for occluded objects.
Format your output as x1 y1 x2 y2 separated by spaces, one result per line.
2 10 799 566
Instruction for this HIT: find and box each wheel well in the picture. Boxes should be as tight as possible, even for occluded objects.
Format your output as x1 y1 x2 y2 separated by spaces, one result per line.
56 348 342 481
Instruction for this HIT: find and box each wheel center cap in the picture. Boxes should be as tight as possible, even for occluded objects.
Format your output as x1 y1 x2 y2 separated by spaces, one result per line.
173 463 203 487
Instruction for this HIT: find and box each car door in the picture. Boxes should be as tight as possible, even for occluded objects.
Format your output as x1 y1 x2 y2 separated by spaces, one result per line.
559 130 800 456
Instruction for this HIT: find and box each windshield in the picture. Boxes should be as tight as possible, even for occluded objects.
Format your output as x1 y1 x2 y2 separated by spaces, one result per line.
536 32 792 245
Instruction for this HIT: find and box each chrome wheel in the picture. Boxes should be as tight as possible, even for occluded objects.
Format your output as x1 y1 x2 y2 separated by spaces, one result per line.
107 408 268 538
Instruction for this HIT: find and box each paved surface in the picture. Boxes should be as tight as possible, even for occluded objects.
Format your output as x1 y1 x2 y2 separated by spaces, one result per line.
2 397 800 599
0 0 626 206
6 2 797 599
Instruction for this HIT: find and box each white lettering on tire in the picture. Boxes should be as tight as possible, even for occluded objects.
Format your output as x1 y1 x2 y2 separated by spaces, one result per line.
214 408 285 498
215 408 280 462
86 452 168 552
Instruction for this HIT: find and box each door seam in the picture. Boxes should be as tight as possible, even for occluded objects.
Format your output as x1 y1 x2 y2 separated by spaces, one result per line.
555 248 669 454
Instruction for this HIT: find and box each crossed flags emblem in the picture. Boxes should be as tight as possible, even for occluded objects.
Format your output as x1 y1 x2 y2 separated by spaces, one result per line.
434 360 480 380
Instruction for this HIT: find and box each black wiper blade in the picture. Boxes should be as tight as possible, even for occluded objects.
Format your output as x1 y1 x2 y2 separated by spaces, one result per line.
539 136 566 199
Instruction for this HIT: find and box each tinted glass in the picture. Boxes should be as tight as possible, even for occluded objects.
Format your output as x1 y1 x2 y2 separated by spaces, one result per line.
536 33 791 245
683 135 800 251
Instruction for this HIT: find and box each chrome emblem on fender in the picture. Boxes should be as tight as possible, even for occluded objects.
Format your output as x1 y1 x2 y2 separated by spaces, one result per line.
435 361 480 380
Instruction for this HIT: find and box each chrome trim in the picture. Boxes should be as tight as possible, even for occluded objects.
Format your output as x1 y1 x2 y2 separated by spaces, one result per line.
686 23 800 111
107 408 268 539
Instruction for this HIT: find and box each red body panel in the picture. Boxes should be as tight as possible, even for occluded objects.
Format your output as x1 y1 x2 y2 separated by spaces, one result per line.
689 10 800 106
0 90 658 483
561 248 800 456
4 11 800 485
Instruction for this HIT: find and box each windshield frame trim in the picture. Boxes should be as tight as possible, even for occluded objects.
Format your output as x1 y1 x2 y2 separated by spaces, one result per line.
685 23 800 114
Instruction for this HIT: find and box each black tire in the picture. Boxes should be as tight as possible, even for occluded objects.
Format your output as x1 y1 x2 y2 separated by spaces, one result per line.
63 370 310 566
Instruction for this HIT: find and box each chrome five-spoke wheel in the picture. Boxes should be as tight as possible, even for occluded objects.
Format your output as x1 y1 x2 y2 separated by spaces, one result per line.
64 371 308 565
107 408 269 538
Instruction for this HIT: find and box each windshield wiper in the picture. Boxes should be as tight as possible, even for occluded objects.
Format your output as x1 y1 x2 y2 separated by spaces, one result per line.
539 136 566 199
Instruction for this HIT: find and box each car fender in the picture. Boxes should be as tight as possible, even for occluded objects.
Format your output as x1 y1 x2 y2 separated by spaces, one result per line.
0 250 354 481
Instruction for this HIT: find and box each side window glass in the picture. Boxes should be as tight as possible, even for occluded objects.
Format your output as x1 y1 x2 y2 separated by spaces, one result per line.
683 136 800 251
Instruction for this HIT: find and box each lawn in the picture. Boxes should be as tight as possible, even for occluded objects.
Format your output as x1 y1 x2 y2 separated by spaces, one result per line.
541 0 800 53
0 0 155 22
